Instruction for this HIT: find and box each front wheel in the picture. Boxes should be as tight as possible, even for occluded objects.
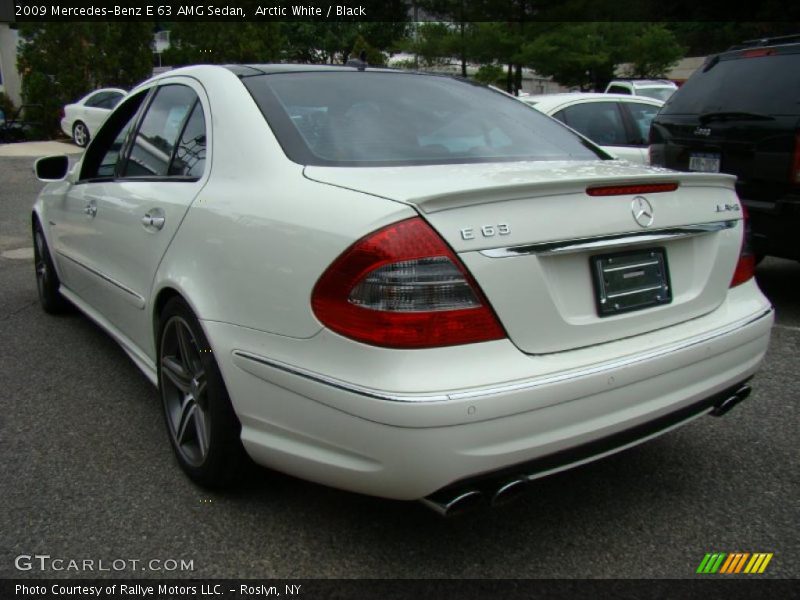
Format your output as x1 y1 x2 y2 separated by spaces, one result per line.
72 121 89 147
158 298 247 487
33 222 69 314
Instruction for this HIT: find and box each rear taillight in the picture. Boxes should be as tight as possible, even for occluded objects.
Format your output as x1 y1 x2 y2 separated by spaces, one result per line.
58 108 65 120
311 217 506 348
730 204 756 288
791 131 800 185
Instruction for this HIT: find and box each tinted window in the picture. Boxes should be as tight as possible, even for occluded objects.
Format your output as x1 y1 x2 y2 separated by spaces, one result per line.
662 52 800 116
608 85 631 95
636 87 675 102
625 102 660 144
79 92 146 180
244 72 603 166
168 101 207 177
557 102 629 146
84 91 114 108
124 85 198 177
95 93 124 110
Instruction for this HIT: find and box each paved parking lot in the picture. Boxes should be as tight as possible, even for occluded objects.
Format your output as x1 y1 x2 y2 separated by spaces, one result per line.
1 151 797 579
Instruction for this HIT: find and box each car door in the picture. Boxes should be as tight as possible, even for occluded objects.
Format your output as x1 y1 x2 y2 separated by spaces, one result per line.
53 79 210 355
89 80 210 354
48 89 150 303
553 101 644 162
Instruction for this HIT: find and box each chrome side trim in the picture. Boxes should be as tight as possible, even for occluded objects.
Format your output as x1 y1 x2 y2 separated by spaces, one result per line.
480 220 738 258
233 307 772 404
56 251 146 309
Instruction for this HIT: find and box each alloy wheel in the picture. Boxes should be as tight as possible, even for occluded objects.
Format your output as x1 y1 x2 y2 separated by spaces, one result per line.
73 123 88 147
160 316 210 468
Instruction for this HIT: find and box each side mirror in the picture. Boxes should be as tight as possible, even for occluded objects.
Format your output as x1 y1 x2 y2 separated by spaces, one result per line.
34 155 69 182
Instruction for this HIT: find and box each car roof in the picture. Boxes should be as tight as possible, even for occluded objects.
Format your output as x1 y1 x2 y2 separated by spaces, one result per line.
136 63 463 94
608 79 677 88
520 92 664 112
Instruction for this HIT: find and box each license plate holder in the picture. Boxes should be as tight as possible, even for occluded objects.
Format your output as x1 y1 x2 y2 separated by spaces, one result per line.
591 248 672 317
688 153 721 173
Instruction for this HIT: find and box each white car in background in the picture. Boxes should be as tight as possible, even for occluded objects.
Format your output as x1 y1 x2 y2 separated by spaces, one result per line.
605 79 678 101
521 93 664 164
60 88 127 147
32 66 771 516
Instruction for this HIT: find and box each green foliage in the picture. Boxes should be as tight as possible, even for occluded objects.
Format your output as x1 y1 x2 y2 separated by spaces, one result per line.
161 22 284 65
17 23 153 138
623 25 685 78
521 23 684 91
473 64 505 87
351 34 387 66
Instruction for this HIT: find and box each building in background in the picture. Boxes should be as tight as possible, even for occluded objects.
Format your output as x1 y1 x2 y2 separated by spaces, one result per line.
0 23 22 107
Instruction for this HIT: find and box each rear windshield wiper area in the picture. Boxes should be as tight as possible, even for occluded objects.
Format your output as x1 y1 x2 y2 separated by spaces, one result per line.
699 111 775 123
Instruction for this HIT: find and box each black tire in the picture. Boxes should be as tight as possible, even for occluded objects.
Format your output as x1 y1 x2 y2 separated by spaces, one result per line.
72 121 90 147
158 297 247 488
33 222 69 314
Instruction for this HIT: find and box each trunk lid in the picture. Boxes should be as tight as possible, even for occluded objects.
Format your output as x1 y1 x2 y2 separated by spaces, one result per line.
306 161 744 354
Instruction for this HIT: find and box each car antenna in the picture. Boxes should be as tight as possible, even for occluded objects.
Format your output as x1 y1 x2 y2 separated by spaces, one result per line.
345 51 368 71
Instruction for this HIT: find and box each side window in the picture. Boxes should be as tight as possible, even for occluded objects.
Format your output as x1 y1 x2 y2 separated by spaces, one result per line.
123 85 199 178
625 102 660 145
560 102 629 146
168 101 207 177
79 91 147 181
95 93 124 110
84 92 113 108
608 85 631 95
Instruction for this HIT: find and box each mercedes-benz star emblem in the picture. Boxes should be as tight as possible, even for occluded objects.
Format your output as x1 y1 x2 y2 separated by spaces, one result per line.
632 196 654 228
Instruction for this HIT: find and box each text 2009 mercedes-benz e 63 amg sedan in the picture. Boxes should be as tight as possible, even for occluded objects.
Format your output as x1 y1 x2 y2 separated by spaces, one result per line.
32 64 772 515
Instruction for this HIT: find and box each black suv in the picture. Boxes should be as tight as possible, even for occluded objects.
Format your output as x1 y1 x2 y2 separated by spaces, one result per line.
649 35 800 261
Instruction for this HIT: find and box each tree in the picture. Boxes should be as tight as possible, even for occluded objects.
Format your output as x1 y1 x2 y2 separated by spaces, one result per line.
521 22 684 91
17 23 154 137
161 22 284 65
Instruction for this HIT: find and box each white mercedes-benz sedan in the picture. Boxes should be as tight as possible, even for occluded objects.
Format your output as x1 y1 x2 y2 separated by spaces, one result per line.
32 64 773 516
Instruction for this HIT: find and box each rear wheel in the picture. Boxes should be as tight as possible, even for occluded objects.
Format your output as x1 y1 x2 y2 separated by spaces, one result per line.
33 222 69 314
72 121 89 147
158 297 247 487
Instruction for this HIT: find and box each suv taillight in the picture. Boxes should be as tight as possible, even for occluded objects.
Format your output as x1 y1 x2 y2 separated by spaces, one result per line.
311 217 506 348
730 204 756 288
792 131 800 185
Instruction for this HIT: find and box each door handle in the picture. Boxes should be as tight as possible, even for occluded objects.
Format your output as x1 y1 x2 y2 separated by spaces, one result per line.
84 203 97 218
142 212 165 230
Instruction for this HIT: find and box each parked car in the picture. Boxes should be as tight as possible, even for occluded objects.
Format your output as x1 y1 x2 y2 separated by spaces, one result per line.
605 79 678 102
649 35 800 261
520 93 663 164
32 65 772 515
60 88 127 147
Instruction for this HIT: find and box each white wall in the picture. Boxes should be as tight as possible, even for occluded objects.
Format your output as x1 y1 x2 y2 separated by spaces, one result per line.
0 24 22 107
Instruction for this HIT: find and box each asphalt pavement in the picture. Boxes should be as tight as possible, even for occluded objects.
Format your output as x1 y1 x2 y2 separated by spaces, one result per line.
0 151 797 579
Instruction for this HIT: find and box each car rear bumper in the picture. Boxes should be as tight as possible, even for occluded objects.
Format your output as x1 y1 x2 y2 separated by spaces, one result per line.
205 284 773 500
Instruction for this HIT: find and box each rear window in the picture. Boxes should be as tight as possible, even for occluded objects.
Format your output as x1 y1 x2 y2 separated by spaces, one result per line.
661 51 800 116
243 71 604 166
635 87 674 102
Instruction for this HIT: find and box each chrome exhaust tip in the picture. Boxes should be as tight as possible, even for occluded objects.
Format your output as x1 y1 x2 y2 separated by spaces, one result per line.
711 384 752 417
420 489 483 517
491 478 531 507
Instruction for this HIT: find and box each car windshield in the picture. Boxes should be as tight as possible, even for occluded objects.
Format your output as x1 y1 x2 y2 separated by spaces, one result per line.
243 71 605 166
636 88 675 102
